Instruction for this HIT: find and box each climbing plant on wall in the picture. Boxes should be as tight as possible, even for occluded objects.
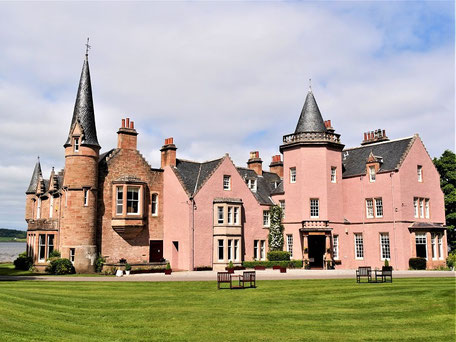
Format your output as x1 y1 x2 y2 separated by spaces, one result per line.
268 205 284 251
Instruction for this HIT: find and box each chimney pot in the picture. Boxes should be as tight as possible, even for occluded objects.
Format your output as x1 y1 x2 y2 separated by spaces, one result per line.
130 121 134 129
363 132 367 141
122 119 125 128
126 118 130 128
382 129 386 137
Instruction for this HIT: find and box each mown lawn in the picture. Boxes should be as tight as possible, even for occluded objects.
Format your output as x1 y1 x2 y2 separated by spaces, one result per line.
0 278 454 341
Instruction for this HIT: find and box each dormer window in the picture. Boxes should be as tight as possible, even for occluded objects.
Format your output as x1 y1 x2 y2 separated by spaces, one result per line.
417 165 423 182
246 178 257 192
74 137 79 152
369 166 376 182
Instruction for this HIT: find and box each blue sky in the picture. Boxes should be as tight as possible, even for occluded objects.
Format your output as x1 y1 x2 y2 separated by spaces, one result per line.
0 1 454 229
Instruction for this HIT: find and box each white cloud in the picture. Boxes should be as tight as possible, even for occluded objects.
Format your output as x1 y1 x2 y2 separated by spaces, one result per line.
0 1 453 228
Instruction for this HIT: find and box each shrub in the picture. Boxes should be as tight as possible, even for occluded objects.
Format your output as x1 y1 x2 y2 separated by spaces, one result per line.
243 260 303 269
228 261 234 269
46 258 75 275
267 251 291 261
446 252 456 269
166 262 171 270
95 254 106 273
125 263 131 271
384 259 389 267
48 250 61 259
268 205 284 251
14 252 33 270
409 257 426 270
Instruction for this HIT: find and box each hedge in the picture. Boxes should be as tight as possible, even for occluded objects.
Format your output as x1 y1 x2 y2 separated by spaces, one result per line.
267 251 291 261
243 260 303 268
13 252 33 270
409 257 426 270
46 258 76 275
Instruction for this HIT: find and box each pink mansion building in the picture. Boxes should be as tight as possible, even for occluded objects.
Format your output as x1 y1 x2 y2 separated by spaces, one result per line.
25 54 448 272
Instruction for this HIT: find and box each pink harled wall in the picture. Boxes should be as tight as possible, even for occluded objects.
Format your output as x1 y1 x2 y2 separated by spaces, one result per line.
193 156 268 270
163 167 192 271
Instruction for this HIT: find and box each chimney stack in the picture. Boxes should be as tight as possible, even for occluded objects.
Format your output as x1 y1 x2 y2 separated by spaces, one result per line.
117 117 138 150
361 129 389 145
269 155 283 178
161 137 177 168
247 151 263 175
324 120 334 133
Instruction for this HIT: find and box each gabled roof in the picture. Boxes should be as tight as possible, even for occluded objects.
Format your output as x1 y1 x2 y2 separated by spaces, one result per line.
64 56 100 148
236 168 280 205
295 91 327 133
174 158 223 197
26 158 42 194
342 136 415 178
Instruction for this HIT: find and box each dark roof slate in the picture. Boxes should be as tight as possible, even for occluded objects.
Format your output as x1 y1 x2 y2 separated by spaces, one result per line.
342 137 414 178
65 57 100 148
174 158 223 196
295 91 327 133
237 168 280 206
26 158 42 194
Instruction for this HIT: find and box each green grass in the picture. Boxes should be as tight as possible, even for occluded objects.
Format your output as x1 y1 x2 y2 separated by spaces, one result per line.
0 278 454 341
0 237 26 242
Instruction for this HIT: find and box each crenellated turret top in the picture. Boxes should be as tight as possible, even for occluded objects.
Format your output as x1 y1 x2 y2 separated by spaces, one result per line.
64 52 100 148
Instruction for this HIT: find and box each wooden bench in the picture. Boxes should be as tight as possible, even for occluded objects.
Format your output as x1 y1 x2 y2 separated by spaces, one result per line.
240 271 256 288
375 266 393 283
356 266 372 283
217 272 233 289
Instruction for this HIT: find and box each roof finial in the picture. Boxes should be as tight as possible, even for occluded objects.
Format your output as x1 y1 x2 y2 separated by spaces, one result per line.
309 78 312 93
85 37 91 60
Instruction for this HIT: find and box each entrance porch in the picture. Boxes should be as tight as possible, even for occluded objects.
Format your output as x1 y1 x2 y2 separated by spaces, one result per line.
300 221 333 269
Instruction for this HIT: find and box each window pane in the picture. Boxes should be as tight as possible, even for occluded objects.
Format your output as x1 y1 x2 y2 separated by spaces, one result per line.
227 239 232 260
218 240 224 261
217 207 224 224
355 234 364 259
287 234 293 258
333 235 339 260
366 199 374 218
127 187 139 214
310 199 319 218
116 187 123 215
380 233 390 260
151 194 158 215
375 198 383 217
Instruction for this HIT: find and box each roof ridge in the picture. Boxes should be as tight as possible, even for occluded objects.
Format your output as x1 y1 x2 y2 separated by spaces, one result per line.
343 136 414 151
177 157 223 164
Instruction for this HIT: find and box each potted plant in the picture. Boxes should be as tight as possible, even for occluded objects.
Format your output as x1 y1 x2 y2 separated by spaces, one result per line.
125 263 131 275
164 262 172 275
254 264 266 270
273 265 281 270
280 266 287 273
226 261 234 274
304 259 310 270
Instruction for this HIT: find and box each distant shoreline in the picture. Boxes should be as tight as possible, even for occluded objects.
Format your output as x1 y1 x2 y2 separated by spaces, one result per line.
0 238 26 243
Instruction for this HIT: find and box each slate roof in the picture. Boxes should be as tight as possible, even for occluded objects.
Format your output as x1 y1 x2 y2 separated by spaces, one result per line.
174 158 223 196
237 168 280 205
342 136 415 178
295 91 327 133
65 56 100 148
26 158 42 194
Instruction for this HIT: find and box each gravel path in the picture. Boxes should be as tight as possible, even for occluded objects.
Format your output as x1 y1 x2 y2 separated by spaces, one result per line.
1 269 454 282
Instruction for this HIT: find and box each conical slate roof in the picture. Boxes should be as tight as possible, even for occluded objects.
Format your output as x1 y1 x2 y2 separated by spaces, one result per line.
64 55 100 148
294 91 327 133
26 157 42 194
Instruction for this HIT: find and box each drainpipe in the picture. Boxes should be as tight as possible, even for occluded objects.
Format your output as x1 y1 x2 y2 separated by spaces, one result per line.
390 172 398 268
190 197 195 271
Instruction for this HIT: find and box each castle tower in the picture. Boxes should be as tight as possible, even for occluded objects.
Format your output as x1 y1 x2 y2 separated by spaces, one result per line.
25 157 43 221
60 50 100 272
280 88 344 268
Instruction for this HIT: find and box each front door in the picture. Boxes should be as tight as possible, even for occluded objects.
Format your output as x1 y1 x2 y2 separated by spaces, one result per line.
308 235 325 268
149 240 163 262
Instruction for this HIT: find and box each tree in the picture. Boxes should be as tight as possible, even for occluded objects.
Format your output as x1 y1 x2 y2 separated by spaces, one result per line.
433 150 456 251
268 205 284 251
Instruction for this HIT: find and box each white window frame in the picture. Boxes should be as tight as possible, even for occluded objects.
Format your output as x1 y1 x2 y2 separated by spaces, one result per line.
47 235 54 258
417 165 423 182
126 187 140 215
246 179 257 192
415 233 428 260
38 234 46 262
380 233 390 260
310 199 319 218
218 239 224 261
431 233 437 260
331 167 337 183
223 175 231 191
69 248 75 264
375 198 383 218
263 210 270 227
419 199 424 218
227 239 232 261
287 234 293 259
217 206 224 224
74 137 79 152
369 166 376 182
333 235 339 260
36 197 41 219
116 186 123 215
438 234 443 260
279 200 285 218
414 198 419 218
260 240 266 260
234 239 239 261
253 240 259 260
234 207 239 225
83 188 89 206
227 206 232 225
49 196 54 218
354 233 364 260
290 167 296 183
151 193 158 216
425 199 429 219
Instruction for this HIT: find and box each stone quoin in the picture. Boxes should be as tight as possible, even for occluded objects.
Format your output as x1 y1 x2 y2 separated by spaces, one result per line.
25 51 448 272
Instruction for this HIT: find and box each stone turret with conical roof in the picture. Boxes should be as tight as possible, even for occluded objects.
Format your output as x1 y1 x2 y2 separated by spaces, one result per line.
61 46 100 272
25 157 42 221
294 91 327 134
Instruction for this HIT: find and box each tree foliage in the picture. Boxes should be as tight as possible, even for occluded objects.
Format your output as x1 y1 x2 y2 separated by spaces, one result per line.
433 150 456 251
268 205 284 251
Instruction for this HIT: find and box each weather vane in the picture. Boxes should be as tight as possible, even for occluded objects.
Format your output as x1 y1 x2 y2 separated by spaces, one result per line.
85 37 91 56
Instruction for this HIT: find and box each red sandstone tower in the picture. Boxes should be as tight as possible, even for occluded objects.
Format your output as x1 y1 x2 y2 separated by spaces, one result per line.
60 51 100 272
